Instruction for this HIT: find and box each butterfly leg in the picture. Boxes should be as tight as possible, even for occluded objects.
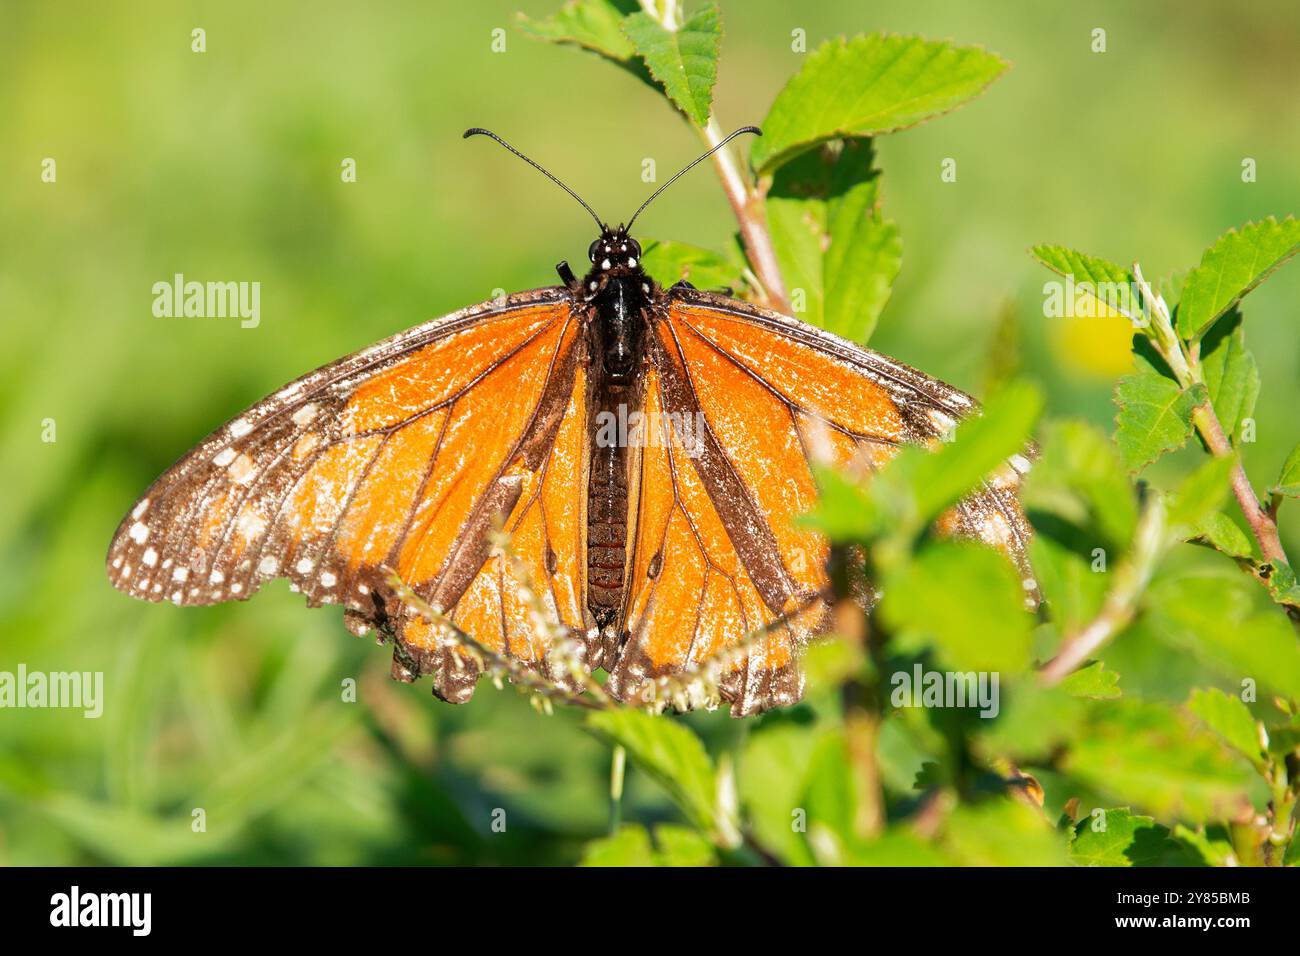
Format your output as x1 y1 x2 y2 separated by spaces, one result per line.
555 260 577 285
670 279 695 291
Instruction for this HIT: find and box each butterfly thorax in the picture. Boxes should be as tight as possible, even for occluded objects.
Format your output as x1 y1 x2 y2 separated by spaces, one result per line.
581 227 654 381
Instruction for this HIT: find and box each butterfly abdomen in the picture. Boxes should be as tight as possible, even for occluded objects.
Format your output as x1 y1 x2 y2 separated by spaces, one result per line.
583 274 652 632
587 425 629 628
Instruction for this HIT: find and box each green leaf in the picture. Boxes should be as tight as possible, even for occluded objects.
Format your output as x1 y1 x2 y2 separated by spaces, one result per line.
880 539 1034 673
517 0 638 63
838 829 952 866
1260 560 1300 610
1069 808 1201 866
652 825 716 866
1176 216 1300 338
1166 454 1235 534
798 464 884 541
639 238 744 291
1271 442 1300 498
738 720 823 866
800 732 860 863
1200 310 1259 441
1145 571 1300 703
580 823 716 867
800 635 868 690
1062 661 1122 700
823 211 900 343
1188 688 1267 770
751 34 1009 173
1027 532 1108 633
766 139 900 342
941 799 1067 866
1031 246 1141 323
973 680 1086 760
1022 418 1139 549
580 824 657 866
586 709 721 836
1113 353 1209 473
1173 824 1235 866
1020 421 1135 632
1156 268 1188 310
1191 511 1255 560
1064 700 1253 824
621 3 721 127
906 380 1043 526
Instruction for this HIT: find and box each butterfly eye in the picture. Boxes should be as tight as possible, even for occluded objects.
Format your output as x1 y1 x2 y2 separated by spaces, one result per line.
626 238 642 260
588 239 602 262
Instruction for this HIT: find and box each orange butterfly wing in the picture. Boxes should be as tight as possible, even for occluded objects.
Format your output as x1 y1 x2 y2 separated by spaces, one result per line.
106 289 592 702
609 290 1033 715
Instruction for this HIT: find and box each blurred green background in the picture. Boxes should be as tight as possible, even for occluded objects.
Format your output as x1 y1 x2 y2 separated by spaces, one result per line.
1 0 1297 865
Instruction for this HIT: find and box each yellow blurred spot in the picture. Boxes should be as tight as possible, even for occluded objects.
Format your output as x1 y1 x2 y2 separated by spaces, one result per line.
1051 304 1134 378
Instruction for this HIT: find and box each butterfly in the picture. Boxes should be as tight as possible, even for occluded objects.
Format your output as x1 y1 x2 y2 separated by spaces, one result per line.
107 127 1034 716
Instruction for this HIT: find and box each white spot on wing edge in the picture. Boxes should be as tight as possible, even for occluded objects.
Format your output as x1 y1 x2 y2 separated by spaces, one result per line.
213 447 236 467
229 418 253 438
132 498 150 520
128 521 150 544
229 453 256 485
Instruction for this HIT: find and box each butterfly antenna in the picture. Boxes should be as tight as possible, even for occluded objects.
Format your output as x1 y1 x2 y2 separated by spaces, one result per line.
464 128 606 231
624 126 762 232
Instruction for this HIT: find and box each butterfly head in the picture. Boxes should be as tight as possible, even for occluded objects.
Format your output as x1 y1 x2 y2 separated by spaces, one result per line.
588 225 642 274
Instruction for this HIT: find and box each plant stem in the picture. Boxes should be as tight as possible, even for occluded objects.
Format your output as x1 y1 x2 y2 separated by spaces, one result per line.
1193 405 1288 564
638 2 790 313
696 119 790 312
837 589 884 838
1040 494 1167 685
609 745 626 834
1133 265 1292 572
844 705 885 838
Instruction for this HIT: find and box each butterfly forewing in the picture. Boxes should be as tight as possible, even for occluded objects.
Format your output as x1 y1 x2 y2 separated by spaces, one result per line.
605 289 1035 715
665 289 1034 574
395 322 595 700
106 289 593 699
